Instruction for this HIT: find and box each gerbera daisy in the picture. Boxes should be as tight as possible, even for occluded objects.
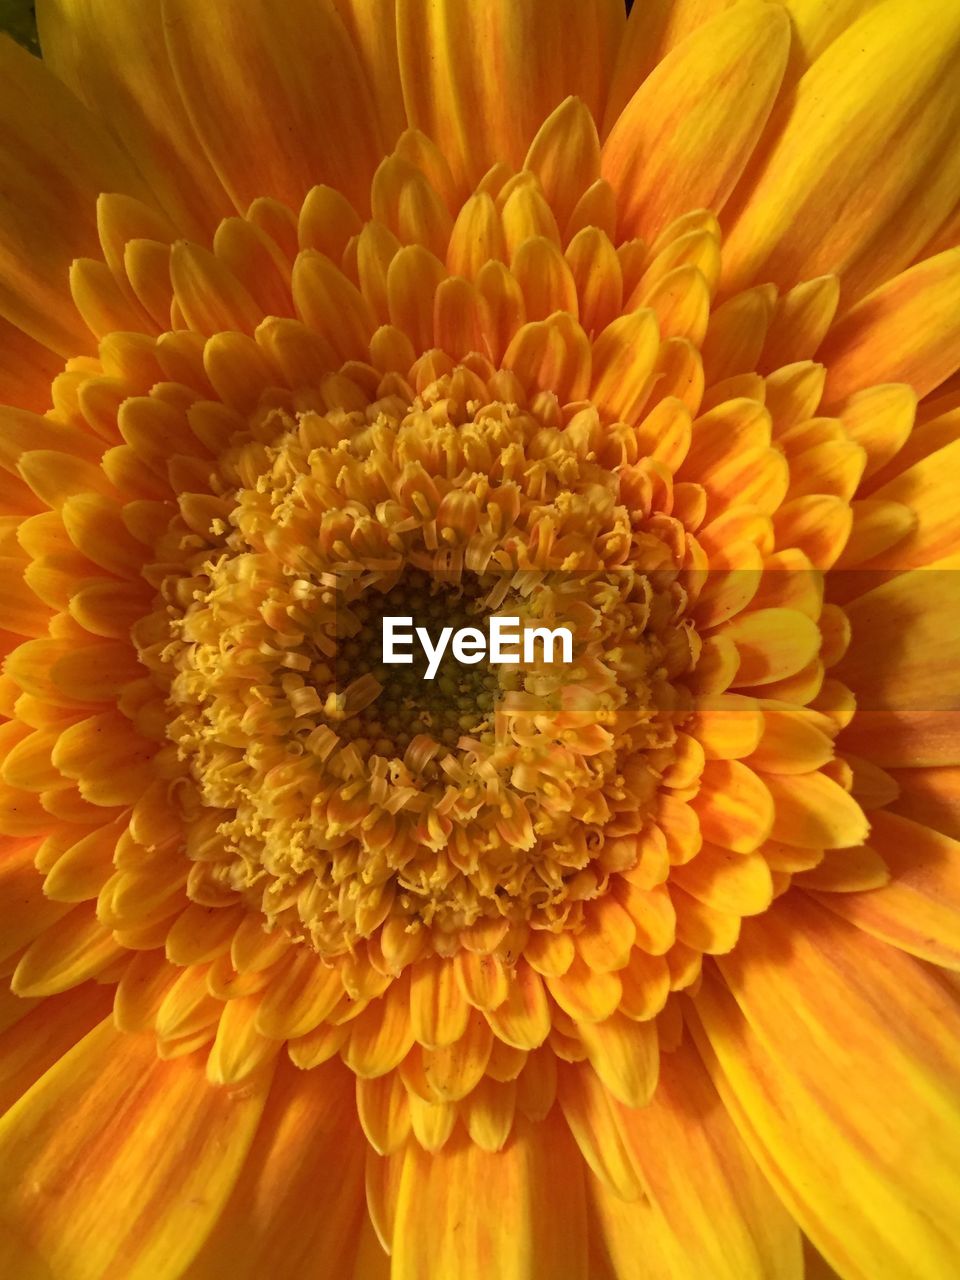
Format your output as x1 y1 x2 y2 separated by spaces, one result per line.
0 0 958 1276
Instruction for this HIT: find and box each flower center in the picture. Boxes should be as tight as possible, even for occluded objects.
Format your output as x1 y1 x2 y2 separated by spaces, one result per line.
334 570 501 750
147 370 701 954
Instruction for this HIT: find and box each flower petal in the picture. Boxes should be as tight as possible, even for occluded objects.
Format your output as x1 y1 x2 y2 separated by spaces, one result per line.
821 249 960 405
608 1036 803 1280
183 1058 365 1280
722 0 960 299
391 1116 588 1280
37 0 231 237
0 1018 272 1279
601 2 790 241
0 37 149 354
813 809 960 969
397 0 624 190
835 570 960 749
692 897 960 1280
0 983 113 1117
162 0 384 214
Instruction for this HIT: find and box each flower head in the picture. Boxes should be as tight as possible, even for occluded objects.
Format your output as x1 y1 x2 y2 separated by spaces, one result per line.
1 1 959 1277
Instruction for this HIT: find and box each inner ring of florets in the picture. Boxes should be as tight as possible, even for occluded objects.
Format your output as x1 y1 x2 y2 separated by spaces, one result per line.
145 373 701 954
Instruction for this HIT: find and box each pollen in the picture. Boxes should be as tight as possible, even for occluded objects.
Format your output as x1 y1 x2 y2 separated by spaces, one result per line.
146 374 699 955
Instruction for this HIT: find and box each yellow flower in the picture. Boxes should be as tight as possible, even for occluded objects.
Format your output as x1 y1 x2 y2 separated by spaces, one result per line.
0 0 959 1276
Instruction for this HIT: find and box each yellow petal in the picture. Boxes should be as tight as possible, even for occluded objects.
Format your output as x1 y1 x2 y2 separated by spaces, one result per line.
814 809 960 968
792 843 890 892
642 266 711 345
343 976 416 1077
292 251 376 362
185 1058 363 1280
839 383 916 482
206 995 281 1086
0 316 61 413
447 193 507 279
555 1060 643 1200
523 96 601 233
37 0 230 237
836 570 960 744
822 249 960 405
511 237 578 322
672 845 774 916
418 1011 493 1101
356 1072 411 1156
609 1036 803 1280
397 0 623 189
772 495 853 569
393 1115 587 1279
0 1017 272 1280
673 887 742 954
547 955 622 1023
576 896 636 973
617 948 671 1021
576 1012 658 1107
483 961 551 1050
759 275 840 372
503 314 591 403
163 0 383 214
462 1075 517 1153
701 286 777 384
765 770 869 848
590 310 659 423
688 696 765 761
692 760 774 853
748 707 835 774
254 951 343 1039
693 897 960 1279
453 949 510 1010
170 242 263 337
601 2 790 240
387 244 447 355
12 903 124 998
723 0 960 298
0 982 113 1117
0 37 149 355
722 608 822 687
409 956 470 1049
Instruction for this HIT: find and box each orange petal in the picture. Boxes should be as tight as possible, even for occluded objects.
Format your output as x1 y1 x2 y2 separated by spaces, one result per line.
483 961 551 1050
765 771 869 848
12 903 124 998
692 760 774 853
392 1115 588 1279
0 982 113 1117
813 809 960 969
0 1017 272 1279
397 0 623 190
163 0 384 214
0 38 149 355
822 249 960 405
672 845 774 916
185 1057 365 1280
723 1 960 299
37 0 231 237
601 2 790 241
722 608 821 687
608 1036 803 1280
693 897 960 1279
576 1012 658 1107
409 956 470 1049
556 1060 643 1200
